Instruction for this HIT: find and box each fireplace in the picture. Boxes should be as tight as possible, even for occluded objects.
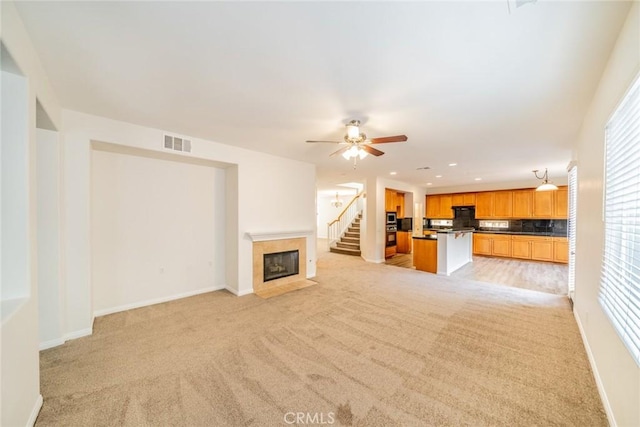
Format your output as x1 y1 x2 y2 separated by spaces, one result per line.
263 250 299 282
249 234 309 294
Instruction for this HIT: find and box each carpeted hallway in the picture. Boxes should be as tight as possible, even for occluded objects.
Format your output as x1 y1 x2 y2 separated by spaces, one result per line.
36 250 606 426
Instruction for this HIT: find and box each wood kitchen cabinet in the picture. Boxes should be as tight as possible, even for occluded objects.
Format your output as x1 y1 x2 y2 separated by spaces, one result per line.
553 237 569 263
475 192 494 218
396 192 405 218
512 190 533 218
439 194 453 218
531 236 554 261
452 192 476 206
553 187 568 219
473 234 492 255
475 191 511 218
473 233 511 257
493 191 513 218
510 235 553 261
511 236 532 259
425 195 453 219
533 190 554 218
426 195 440 218
397 231 412 254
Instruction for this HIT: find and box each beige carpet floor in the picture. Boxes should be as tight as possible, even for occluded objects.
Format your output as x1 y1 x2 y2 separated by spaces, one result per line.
37 251 605 426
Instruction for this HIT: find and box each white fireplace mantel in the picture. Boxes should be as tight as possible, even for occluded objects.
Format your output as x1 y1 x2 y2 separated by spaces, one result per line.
245 230 314 242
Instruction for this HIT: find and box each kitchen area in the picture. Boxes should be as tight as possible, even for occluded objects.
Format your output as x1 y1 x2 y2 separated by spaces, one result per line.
385 186 569 276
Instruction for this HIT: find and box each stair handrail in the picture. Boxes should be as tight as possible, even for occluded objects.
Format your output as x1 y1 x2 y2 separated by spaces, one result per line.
327 191 364 250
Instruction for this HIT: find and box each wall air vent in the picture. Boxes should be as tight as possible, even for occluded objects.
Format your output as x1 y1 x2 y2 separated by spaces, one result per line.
163 134 192 153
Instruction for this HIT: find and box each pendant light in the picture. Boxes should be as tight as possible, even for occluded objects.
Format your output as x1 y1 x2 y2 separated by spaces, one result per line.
533 168 558 191
330 192 343 208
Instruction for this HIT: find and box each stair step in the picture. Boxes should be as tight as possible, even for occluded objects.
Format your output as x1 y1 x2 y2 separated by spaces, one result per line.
344 231 359 238
330 246 361 256
348 226 360 232
336 241 360 250
341 236 359 244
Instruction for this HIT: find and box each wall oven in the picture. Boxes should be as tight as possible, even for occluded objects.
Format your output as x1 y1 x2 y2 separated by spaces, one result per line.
386 224 397 247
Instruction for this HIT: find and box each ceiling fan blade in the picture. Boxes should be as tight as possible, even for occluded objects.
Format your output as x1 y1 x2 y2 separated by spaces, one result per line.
306 140 342 144
329 146 350 157
369 135 408 144
362 145 385 157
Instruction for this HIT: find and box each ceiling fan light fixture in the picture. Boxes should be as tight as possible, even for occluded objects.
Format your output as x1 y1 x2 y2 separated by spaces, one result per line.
533 168 558 191
346 120 361 140
342 145 368 160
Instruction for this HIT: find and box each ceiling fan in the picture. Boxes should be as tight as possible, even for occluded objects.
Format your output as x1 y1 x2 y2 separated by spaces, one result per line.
306 120 407 167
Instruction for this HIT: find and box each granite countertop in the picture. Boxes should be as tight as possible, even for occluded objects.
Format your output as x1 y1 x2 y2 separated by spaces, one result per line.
413 235 438 240
474 230 567 237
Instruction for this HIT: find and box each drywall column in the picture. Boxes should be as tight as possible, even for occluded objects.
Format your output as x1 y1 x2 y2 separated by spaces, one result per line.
1 69 43 427
36 128 64 349
361 176 384 263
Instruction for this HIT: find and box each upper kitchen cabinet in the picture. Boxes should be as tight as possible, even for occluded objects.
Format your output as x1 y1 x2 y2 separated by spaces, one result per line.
425 195 453 219
493 191 513 218
553 186 568 218
533 190 554 218
396 192 405 218
476 191 512 218
512 189 533 218
475 192 494 218
452 193 476 206
439 194 453 218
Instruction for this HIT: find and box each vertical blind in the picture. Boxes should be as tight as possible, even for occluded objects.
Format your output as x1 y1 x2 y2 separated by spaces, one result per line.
568 166 577 295
600 74 640 366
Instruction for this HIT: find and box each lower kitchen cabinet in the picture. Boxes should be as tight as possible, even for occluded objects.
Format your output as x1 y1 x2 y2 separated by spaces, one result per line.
397 231 412 254
473 233 511 257
553 237 569 263
511 236 532 259
476 234 567 264
491 235 512 257
531 237 553 261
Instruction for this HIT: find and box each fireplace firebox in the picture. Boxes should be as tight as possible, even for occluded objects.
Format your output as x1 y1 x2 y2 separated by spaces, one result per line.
263 250 299 282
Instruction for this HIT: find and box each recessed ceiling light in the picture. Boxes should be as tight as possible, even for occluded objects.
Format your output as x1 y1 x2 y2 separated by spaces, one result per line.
426 182 433 186
436 175 442 178
390 171 397 175
475 178 482 181
448 163 457 167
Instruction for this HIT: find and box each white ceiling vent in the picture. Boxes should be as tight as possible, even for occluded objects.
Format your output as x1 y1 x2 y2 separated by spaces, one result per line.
163 134 191 153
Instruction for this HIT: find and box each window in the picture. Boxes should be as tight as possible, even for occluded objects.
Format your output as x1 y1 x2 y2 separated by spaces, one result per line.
568 165 577 296
600 74 640 365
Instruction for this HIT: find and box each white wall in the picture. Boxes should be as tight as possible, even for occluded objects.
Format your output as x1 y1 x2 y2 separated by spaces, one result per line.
0 1 61 421
36 128 64 349
91 144 227 315
62 109 317 334
572 3 640 426
316 193 355 238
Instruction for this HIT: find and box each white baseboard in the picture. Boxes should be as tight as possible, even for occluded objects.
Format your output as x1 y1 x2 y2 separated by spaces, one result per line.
573 309 616 427
27 394 43 427
93 285 225 318
225 286 253 296
64 327 93 341
363 257 384 264
39 337 66 351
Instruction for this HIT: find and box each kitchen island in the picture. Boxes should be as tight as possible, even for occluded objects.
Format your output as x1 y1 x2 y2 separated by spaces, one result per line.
413 229 473 275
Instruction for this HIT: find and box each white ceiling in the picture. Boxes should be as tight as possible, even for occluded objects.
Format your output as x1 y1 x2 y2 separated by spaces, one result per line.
15 1 632 193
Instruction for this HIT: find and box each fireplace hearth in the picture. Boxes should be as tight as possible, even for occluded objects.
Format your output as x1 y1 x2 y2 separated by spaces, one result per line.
263 250 299 282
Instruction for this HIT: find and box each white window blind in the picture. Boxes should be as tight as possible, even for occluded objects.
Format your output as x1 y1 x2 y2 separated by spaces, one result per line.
568 166 577 295
600 74 640 366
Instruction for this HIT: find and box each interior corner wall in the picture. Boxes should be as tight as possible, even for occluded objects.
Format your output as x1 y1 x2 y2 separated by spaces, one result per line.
36 128 63 349
62 109 316 313
572 3 640 426
90 147 226 315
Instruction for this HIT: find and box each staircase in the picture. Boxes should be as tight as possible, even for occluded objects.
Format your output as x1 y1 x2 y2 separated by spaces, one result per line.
330 214 361 256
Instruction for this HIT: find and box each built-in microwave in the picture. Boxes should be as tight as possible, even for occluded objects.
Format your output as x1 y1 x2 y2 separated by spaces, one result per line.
386 211 397 224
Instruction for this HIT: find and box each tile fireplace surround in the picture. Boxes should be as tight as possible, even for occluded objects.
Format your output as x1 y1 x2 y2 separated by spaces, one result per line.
247 231 313 294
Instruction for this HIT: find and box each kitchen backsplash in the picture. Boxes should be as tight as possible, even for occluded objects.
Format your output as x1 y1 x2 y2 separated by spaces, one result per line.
473 218 567 235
